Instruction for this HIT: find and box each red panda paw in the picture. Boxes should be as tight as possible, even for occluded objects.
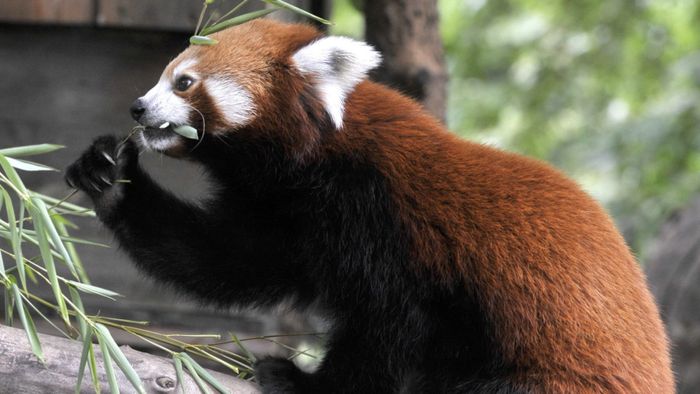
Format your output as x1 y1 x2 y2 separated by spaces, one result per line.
65 135 139 219
255 357 307 394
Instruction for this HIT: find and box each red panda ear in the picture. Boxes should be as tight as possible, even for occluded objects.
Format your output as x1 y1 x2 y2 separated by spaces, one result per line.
292 36 381 130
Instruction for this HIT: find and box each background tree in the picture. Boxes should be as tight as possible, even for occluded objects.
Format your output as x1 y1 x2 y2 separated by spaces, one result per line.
363 0 448 121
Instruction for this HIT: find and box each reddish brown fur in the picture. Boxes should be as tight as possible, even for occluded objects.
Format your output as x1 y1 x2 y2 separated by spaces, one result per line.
156 20 674 392
165 20 324 157
324 81 674 392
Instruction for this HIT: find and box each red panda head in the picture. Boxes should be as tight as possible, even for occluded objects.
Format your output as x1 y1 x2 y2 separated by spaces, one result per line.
130 19 381 158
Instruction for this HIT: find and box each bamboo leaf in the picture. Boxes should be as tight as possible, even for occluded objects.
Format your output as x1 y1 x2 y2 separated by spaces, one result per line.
88 344 102 394
173 125 199 140
12 285 44 362
229 332 256 363
68 281 121 300
199 9 277 35
181 356 213 394
0 144 64 158
57 235 109 248
75 328 93 394
0 236 4 279
56 220 92 283
6 157 58 172
16 200 26 283
96 334 120 394
181 353 230 394
32 191 94 216
0 154 28 196
3 285 14 326
31 197 78 278
1 189 25 289
69 286 88 338
263 0 331 25
95 323 146 394
24 264 38 284
189 35 219 46
174 355 186 394
31 209 70 325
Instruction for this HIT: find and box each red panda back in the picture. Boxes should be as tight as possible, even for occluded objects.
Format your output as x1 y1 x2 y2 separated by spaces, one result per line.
336 81 674 392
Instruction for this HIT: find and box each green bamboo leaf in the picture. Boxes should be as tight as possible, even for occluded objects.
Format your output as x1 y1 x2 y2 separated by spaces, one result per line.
0 154 28 196
173 125 200 140
173 355 186 394
199 8 277 35
96 334 120 394
31 210 70 325
24 264 38 284
16 200 26 281
189 35 219 46
68 281 121 300
0 236 4 279
74 328 93 394
69 286 88 338
56 219 91 283
229 332 256 363
1 189 25 289
95 323 146 394
32 192 94 216
53 212 79 230
0 144 64 158
12 285 44 362
181 353 230 394
181 356 213 394
88 344 102 394
6 157 58 172
58 236 109 248
31 197 78 278
263 0 331 25
3 285 14 326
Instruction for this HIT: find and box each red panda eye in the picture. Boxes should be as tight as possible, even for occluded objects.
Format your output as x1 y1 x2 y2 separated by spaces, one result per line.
175 76 194 92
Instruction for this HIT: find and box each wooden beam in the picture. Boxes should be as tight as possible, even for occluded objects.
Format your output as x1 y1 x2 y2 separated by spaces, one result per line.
0 0 94 24
96 0 262 31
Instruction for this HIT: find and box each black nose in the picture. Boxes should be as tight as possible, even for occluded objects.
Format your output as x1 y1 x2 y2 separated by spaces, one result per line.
130 99 146 121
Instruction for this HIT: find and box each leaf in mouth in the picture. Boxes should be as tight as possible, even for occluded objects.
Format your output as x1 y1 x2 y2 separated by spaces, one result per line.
172 125 199 140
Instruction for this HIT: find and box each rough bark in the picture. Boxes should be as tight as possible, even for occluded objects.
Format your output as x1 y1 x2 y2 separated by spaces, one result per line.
646 196 700 394
364 0 447 122
0 324 259 394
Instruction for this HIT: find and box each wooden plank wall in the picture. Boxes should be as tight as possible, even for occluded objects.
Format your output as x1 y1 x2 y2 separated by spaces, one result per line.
0 0 267 31
0 0 94 24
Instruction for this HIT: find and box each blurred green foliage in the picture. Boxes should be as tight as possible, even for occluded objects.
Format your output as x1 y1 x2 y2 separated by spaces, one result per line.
333 0 700 259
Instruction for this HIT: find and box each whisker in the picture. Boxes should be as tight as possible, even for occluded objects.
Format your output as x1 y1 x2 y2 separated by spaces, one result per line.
185 103 207 152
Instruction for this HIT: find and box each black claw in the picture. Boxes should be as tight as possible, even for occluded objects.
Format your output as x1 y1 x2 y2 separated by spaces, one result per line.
89 181 102 193
65 175 76 189
99 175 113 186
101 151 116 166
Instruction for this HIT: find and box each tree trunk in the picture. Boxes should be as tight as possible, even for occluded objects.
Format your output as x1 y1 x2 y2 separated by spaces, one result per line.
0 324 259 393
646 196 700 394
364 0 447 122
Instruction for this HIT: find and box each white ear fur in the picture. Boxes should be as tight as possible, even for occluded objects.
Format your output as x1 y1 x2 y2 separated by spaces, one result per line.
292 36 381 129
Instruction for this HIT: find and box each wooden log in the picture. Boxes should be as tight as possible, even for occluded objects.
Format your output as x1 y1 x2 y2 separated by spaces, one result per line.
0 324 260 393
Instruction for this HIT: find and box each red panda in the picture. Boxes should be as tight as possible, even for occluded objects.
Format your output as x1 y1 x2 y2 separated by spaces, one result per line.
66 20 674 393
